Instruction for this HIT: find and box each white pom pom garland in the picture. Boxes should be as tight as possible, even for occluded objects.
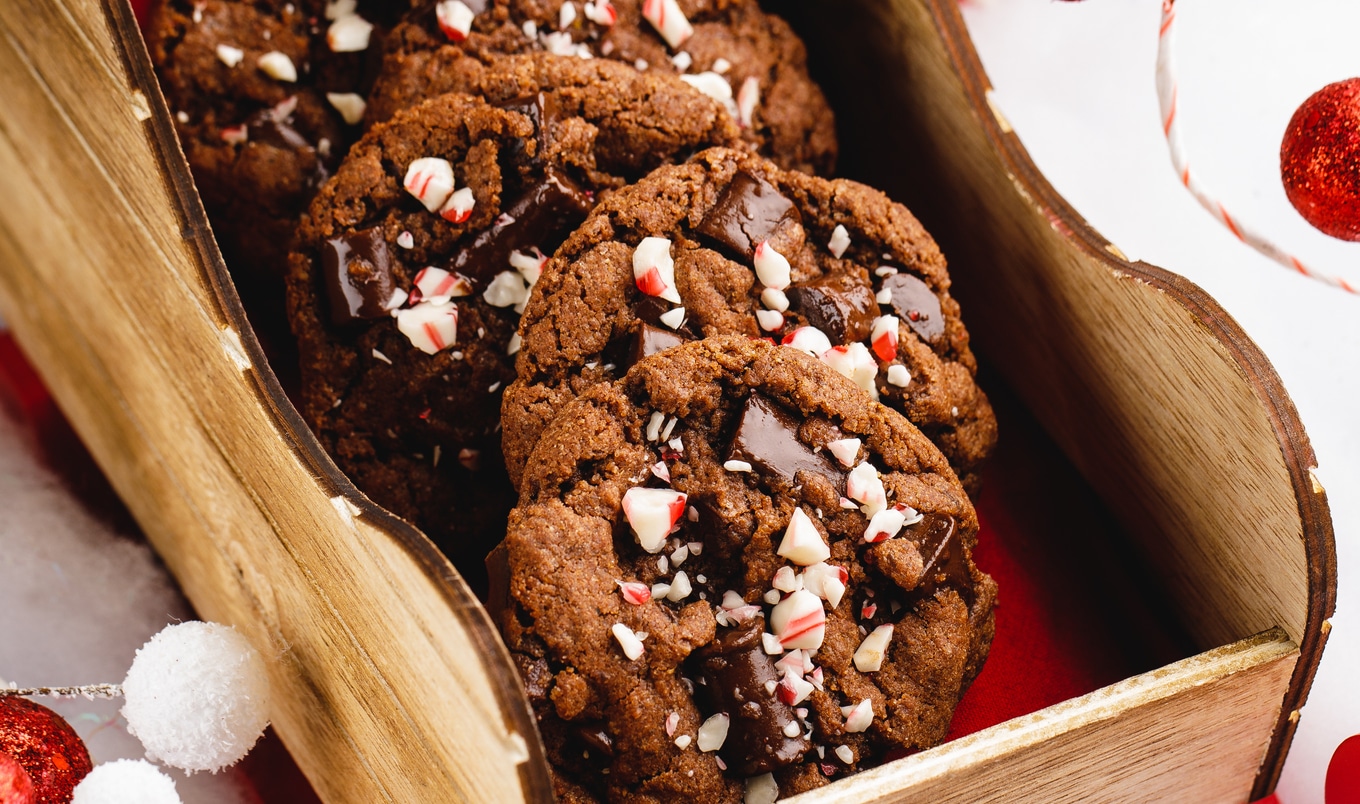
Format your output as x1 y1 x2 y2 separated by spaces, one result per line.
121 622 270 773
71 759 182 804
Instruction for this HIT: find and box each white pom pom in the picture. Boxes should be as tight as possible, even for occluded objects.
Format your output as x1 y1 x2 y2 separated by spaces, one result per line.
121 622 271 773
72 759 182 804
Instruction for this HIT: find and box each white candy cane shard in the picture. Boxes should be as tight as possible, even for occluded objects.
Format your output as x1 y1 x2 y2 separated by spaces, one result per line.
658 306 686 330
666 571 692 601
723 459 753 473
559 2 577 28
769 589 825 650
755 309 784 332
436 0 476 41
781 326 832 357
842 699 874 733
509 248 547 284
257 51 298 82
869 315 899 362
216 44 244 67
327 14 374 52
632 237 682 303
671 50 693 71
680 71 732 105
622 487 687 553
673 734 692 749
760 287 788 312
753 240 791 290
324 0 355 19
395 301 458 354
775 669 814 706
826 438 860 468
834 744 854 764
776 508 829 566
483 270 530 311
886 364 911 388
846 462 887 517
385 288 408 311
616 580 651 605
413 267 457 301
828 224 851 258
802 562 847 609
221 125 248 145
821 342 879 400
440 186 476 223
696 713 730 752
611 623 645 660
863 505 908 544
583 0 617 26
326 92 366 124
665 711 680 737
641 0 693 49
761 632 784 654
737 76 759 128
396 231 415 249
507 332 523 355
853 624 894 672
404 158 456 212
745 774 778 804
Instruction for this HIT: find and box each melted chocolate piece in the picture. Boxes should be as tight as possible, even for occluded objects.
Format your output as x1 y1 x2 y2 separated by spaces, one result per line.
245 110 331 186
692 619 808 776
448 168 592 283
727 395 844 493
576 725 615 759
695 172 801 261
494 92 557 167
628 324 688 369
906 513 972 602
321 227 397 325
786 274 878 344
880 273 945 344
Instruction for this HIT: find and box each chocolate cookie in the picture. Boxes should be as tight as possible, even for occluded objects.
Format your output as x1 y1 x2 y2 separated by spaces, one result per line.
366 0 837 175
504 148 997 494
498 336 996 802
286 79 738 584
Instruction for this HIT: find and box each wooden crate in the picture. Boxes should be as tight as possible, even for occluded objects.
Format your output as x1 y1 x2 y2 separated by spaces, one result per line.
0 0 1335 801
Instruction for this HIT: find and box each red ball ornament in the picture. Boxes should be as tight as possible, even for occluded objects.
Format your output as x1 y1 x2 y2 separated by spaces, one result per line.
0 697 92 804
1280 77 1360 241
0 752 36 804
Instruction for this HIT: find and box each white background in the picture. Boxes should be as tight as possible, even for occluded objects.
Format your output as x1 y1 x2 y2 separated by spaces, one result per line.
962 1 1359 801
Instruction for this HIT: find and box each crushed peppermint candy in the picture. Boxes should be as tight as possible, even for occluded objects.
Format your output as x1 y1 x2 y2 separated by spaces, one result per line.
650 460 671 482
736 76 760 128
660 416 679 441
670 543 689 565
645 411 665 441
396 231 415 249
641 0 693 49
711 57 732 73
414 267 470 301
776 670 814 706
635 58 649 71
509 248 548 284
522 20 537 37
622 487 686 553
559 1 577 28
870 315 900 362
326 92 366 124
745 773 778 804
327 14 373 52
403 157 455 212
483 270 531 312
770 589 825 650
761 632 783 654
846 462 887 516
666 571 692 601
371 348 392 365
802 562 847 609
760 287 789 312
853 624 894 672
658 306 686 330
763 589 781 605
633 237 682 303
436 0 476 41
863 504 908 543
671 50 693 71
842 699 874 733
723 459 753 473
215 44 244 67
583 0 617 25
886 364 911 387
755 309 783 332
875 265 898 278
394 301 457 354
876 287 893 304
782 326 832 357
696 713 730 752
826 438 860 468
828 225 851 258
611 623 645 660
782 721 800 738
752 240 791 289
673 734 692 750
221 124 248 145
257 51 297 82
616 580 651 605
771 566 799 593
506 332 523 355
834 745 854 764
458 448 479 470
440 186 476 223
681 71 733 106
665 711 680 737
324 0 354 18
776 507 829 566
821 343 879 400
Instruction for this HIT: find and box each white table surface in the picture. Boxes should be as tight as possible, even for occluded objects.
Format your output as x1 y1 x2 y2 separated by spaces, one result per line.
962 1 1359 801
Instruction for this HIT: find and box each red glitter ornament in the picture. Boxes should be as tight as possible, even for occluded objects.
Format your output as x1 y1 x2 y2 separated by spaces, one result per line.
1280 77 1360 241
0 697 92 804
0 752 36 804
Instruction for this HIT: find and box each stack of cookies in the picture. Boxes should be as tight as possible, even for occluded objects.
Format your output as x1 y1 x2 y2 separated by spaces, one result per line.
147 1 998 800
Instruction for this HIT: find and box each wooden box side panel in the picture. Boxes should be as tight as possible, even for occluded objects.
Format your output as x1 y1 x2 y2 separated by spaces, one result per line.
793 630 1298 804
0 0 550 801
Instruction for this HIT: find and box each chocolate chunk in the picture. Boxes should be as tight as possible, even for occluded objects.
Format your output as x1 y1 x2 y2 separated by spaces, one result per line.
727 395 844 492
786 274 877 344
494 92 560 167
449 168 593 282
576 725 615 759
692 619 808 776
880 273 945 344
695 172 801 261
321 227 397 325
630 324 688 368
906 513 972 602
